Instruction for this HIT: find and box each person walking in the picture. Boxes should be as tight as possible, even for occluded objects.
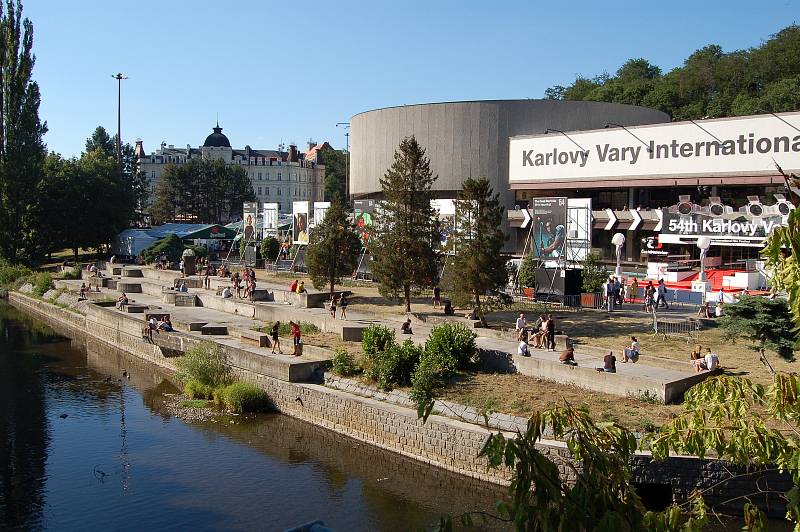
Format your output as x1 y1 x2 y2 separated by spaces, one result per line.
290 321 302 356
432 286 442 309
203 266 211 290
605 278 615 312
630 277 639 304
656 279 669 309
339 293 349 320
270 321 282 354
546 313 556 351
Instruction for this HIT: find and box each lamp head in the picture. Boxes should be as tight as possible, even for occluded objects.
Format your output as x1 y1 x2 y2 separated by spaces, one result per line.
696 236 711 250
611 232 626 246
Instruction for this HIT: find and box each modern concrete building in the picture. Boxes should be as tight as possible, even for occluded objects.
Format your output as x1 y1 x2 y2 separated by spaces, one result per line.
136 124 330 214
349 99 670 249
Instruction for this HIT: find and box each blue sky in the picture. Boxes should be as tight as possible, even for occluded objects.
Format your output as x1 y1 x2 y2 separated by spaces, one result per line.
25 0 798 157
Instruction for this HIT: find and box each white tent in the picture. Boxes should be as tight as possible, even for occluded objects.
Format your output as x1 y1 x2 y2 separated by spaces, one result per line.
114 229 158 257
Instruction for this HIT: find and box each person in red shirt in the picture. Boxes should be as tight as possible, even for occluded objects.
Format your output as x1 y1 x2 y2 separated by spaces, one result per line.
290 321 301 356
289 279 298 293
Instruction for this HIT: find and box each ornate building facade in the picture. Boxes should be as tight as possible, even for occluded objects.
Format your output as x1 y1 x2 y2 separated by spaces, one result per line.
135 124 331 213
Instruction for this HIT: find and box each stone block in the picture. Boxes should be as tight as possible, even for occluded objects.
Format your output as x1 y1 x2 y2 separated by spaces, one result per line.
201 323 228 335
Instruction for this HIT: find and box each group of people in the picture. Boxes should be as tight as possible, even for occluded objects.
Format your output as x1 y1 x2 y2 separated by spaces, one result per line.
515 312 557 354
328 292 349 320
602 277 671 312
230 268 257 300
266 320 303 356
690 344 720 372
141 315 174 342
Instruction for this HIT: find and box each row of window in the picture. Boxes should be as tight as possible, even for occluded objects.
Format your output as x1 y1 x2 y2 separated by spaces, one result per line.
255 186 314 198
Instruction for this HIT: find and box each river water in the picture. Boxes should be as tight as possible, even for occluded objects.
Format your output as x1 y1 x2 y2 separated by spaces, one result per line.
0 302 506 531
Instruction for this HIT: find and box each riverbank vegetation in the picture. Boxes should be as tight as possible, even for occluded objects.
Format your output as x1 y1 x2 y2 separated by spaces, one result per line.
176 342 269 414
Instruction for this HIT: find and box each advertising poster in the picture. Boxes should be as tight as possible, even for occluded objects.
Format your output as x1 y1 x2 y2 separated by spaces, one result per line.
292 201 310 245
262 202 279 237
353 199 375 247
530 197 567 259
242 202 259 242
430 199 456 251
313 202 331 228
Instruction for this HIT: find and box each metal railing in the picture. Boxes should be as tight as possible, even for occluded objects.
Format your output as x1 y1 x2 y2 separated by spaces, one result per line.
652 315 701 343
509 293 584 312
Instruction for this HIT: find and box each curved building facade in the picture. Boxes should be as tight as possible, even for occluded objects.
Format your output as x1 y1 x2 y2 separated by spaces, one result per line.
350 99 670 249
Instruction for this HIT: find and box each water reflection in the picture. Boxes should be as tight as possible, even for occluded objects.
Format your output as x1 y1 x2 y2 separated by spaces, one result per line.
0 302 507 531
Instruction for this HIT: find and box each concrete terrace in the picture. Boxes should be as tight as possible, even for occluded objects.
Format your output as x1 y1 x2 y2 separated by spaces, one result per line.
62 263 715 402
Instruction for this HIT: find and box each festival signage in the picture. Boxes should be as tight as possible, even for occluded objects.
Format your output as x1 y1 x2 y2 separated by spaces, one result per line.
242 202 259 242
509 111 800 185
353 199 375 247
430 199 456 250
313 202 331 228
262 202 279 237
529 197 567 259
658 204 791 247
292 201 310 245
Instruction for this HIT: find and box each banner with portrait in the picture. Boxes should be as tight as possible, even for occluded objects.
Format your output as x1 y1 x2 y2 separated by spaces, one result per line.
529 197 567 260
262 202 279 238
431 199 456 253
242 202 259 242
292 201 310 245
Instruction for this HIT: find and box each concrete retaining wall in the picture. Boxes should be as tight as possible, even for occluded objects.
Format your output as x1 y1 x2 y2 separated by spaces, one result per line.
7 291 792 516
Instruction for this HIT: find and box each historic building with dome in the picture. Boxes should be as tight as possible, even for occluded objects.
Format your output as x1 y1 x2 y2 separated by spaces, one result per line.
135 123 331 215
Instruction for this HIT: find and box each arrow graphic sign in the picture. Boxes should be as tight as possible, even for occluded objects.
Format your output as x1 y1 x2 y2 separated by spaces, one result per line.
604 208 617 231
521 208 532 229
629 209 642 231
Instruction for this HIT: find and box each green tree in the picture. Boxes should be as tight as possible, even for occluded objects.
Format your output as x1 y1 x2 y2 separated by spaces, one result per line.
305 199 362 297
85 126 115 157
581 252 608 293
370 136 440 312
441 177 508 325
762 207 800 330
720 295 796 363
517 253 536 289
0 0 47 262
321 148 347 204
151 157 254 224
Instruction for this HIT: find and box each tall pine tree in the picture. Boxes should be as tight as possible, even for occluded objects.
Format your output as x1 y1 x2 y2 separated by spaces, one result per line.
370 136 439 312
442 177 508 325
305 199 362 297
0 0 47 262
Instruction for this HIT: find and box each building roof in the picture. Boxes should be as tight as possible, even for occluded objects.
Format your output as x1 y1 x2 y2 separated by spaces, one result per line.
304 141 333 160
203 123 231 148
147 223 238 240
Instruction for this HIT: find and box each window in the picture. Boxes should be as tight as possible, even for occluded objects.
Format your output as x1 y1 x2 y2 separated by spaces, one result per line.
151 171 156 178
277 188 281 196
277 172 282 181
264 187 269 196
258 186 262 195
258 172 262 180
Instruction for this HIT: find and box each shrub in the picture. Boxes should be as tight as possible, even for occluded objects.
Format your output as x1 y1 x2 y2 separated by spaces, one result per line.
28 272 53 297
332 347 360 377
62 266 82 280
175 342 231 387
365 339 422 390
185 244 208 258
141 234 184 264
0 260 31 287
362 324 396 361
184 378 215 399
410 355 441 421
261 236 280 261
219 382 270 413
581 252 607 293
517 253 537 289
424 323 477 374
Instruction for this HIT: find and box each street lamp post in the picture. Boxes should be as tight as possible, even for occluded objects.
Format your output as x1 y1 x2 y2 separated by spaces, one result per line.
111 73 128 174
336 122 350 203
611 232 626 277
696 236 711 282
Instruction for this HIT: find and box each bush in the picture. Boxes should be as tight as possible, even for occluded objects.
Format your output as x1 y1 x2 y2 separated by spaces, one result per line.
581 252 607 293
332 347 360 377
218 382 270 413
424 323 477 374
184 378 215 399
141 234 184 264
410 355 441 420
362 324 396 361
175 342 231 387
365 339 422 390
62 266 82 280
261 236 280 261
0 260 31 287
28 272 53 297
185 244 208 258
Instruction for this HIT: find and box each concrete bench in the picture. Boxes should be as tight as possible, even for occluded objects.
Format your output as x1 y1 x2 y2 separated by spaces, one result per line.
122 304 149 314
240 329 270 348
201 323 228 335
117 281 142 293
174 293 197 307
121 268 143 278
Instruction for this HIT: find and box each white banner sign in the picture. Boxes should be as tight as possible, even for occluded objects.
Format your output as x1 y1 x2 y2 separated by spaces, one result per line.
313 202 331 227
292 201 310 245
510 112 800 184
262 202 279 236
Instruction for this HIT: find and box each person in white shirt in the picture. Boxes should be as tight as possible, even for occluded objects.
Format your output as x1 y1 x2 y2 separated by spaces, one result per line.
715 301 724 317
517 340 530 357
695 348 720 372
221 286 233 298
515 313 527 341
622 336 640 363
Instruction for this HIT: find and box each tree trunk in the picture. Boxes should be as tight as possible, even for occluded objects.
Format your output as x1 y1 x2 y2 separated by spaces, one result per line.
73 247 79 262
475 292 487 327
404 283 411 313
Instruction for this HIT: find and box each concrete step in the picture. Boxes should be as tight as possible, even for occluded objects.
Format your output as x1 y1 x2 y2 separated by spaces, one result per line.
201 323 228 335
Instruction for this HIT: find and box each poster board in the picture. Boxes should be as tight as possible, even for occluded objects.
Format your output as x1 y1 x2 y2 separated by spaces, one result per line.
242 202 259 242
292 201 310 245
530 197 567 260
262 202 279 238
430 199 456 251
353 199 375 247
313 202 331 228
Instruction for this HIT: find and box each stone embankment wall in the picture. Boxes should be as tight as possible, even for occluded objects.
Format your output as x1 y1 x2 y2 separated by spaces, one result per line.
8 292 793 516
